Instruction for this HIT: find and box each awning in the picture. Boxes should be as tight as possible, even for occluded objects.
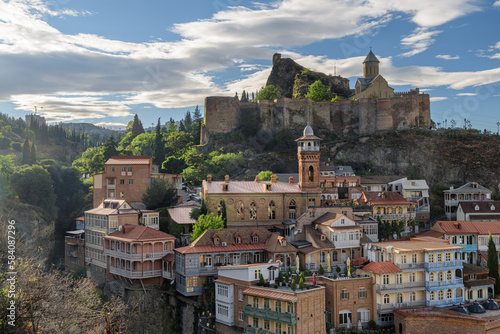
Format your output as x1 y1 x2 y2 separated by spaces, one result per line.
161 253 175 262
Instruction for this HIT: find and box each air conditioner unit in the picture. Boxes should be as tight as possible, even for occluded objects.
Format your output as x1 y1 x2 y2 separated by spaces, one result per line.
221 242 227 246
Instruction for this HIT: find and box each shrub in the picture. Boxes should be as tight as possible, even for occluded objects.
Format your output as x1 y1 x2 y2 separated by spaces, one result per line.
274 283 278 289
333 274 337 279
304 269 312 276
291 280 297 291
285 272 290 283
336 265 341 274
306 284 310 290
299 277 305 290
318 264 325 275
259 274 265 286
278 271 284 283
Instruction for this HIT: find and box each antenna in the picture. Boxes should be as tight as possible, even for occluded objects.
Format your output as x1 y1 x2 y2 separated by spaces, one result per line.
334 63 337 76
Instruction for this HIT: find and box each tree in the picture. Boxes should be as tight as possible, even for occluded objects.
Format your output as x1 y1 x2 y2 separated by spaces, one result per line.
10 165 56 218
190 212 224 242
299 276 305 290
131 114 145 137
162 156 186 174
152 118 166 166
259 274 265 286
0 155 14 198
193 105 203 123
130 132 155 156
22 138 31 165
255 85 280 101
30 141 36 165
189 198 209 221
255 171 273 181
220 200 227 228
291 279 297 291
318 264 325 275
305 80 331 102
184 111 192 130
178 120 186 132
487 233 500 295
103 135 118 160
141 177 177 210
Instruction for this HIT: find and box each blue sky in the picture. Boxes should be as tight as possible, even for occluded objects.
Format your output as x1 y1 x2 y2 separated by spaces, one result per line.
1 0 500 132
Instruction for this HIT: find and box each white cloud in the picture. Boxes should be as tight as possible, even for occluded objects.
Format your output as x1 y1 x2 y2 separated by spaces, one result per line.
456 93 476 96
436 54 460 60
494 1 500 7
400 28 442 57
94 122 127 129
430 97 448 102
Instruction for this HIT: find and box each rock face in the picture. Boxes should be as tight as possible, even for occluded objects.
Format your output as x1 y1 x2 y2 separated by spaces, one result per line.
266 53 352 98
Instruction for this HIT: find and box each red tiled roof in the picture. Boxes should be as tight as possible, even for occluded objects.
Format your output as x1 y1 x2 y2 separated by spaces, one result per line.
436 220 500 235
416 230 445 238
105 156 151 165
175 242 268 255
350 257 370 267
203 180 301 194
215 279 234 286
243 287 298 302
295 134 322 141
75 216 84 221
105 225 175 242
362 261 403 274
161 253 175 262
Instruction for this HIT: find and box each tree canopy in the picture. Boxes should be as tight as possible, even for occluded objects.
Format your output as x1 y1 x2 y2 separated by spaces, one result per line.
256 85 280 101
305 80 331 102
141 177 177 210
131 114 145 137
191 212 224 242
152 118 165 166
255 171 274 181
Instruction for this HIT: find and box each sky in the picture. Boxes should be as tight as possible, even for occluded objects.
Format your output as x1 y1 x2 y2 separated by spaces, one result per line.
1 0 500 132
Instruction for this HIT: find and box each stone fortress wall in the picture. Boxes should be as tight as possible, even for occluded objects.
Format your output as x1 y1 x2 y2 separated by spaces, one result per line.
200 88 430 145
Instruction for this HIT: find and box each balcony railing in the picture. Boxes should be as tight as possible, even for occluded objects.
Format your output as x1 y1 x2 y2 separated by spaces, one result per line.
105 249 173 261
244 305 296 325
427 297 463 307
426 278 463 288
374 213 412 220
332 240 361 248
162 269 173 279
425 260 463 270
109 267 162 279
398 262 425 270
376 281 425 292
377 300 426 311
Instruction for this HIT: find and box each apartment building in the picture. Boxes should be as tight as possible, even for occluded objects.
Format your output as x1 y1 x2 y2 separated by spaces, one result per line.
93 156 182 208
103 225 175 284
360 237 465 326
174 227 298 297
462 263 495 303
389 178 430 221
65 230 85 273
443 182 492 220
457 201 500 221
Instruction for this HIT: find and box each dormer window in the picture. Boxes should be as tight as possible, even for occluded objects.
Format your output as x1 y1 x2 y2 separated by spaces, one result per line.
411 181 416 186
252 235 259 243
321 235 326 241
475 205 480 211
265 183 272 191
222 184 229 191
472 183 478 188
280 240 287 246
214 235 221 245
341 219 345 225
235 236 241 244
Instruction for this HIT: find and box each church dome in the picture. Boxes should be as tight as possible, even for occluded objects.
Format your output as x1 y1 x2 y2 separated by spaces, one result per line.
303 124 314 136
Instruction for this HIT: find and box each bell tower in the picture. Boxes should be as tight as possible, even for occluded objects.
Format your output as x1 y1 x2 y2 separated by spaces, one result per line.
296 124 321 192
363 49 380 80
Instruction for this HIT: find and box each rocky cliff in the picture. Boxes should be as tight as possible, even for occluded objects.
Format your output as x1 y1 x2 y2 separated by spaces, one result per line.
266 53 352 98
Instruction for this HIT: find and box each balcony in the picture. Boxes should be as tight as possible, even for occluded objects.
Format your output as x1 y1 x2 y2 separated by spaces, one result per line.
426 278 463 288
109 267 162 279
425 260 463 270
162 269 173 280
332 240 360 248
427 297 463 307
398 262 425 270
377 300 426 312
374 213 412 220
376 281 426 293
107 184 116 190
244 305 296 325
105 249 172 261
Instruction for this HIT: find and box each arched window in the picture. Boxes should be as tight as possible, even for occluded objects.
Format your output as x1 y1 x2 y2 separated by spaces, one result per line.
439 271 444 281
383 294 390 304
430 291 435 301
447 289 453 299
468 289 474 301
268 201 276 219
320 251 326 262
447 270 452 280
438 253 443 262
429 272 435 281
397 293 403 303
410 292 416 302
438 290 444 300
236 201 244 220
308 166 314 182
339 310 352 325
478 289 484 299
288 200 296 219
249 201 257 220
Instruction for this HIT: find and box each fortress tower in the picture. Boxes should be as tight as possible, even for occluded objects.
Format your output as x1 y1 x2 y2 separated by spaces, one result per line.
296 124 321 192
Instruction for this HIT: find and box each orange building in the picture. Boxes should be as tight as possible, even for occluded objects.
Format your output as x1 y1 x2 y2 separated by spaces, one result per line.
93 156 182 208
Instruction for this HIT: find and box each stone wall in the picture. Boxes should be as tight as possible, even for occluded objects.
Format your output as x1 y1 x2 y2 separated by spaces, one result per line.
200 93 430 145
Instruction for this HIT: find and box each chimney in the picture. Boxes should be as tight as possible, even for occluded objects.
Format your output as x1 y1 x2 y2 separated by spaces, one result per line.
225 175 230 182
289 176 294 184
255 175 260 183
207 175 212 183
271 175 277 183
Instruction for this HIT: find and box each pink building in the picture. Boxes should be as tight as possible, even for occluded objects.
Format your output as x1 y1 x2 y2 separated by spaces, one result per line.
104 225 176 285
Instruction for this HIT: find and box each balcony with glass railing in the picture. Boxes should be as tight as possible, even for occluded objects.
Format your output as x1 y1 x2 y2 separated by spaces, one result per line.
244 305 296 325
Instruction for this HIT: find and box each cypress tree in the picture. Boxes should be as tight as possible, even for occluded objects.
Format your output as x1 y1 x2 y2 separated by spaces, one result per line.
152 118 165 166
220 200 227 228
22 139 31 165
184 111 192 130
193 105 202 123
30 142 36 165
487 233 500 295
178 120 186 132
131 114 145 137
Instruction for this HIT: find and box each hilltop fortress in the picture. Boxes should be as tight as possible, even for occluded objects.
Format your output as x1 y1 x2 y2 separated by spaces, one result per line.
200 51 430 145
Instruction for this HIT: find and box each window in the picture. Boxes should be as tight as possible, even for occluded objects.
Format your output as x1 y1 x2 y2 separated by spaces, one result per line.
254 269 261 280
396 274 402 284
127 167 132 172
383 294 390 304
410 272 416 283
357 309 369 322
237 201 244 220
288 200 296 219
438 290 444 300
429 253 435 262
121 167 126 172
320 251 326 262
470 274 476 280
430 291 435 301
217 285 229 297
276 301 281 313
128 179 133 184
383 274 389 284
430 272 435 281
410 292 416 302
478 289 484 299
332 251 338 262
253 297 259 308
252 236 259 243
264 320 269 330
249 201 257 220
341 289 349 300
439 271 444 281
120 179 125 184
268 201 276 219
214 237 220 245
446 252 451 261
438 253 443 262
253 317 258 328
239 309 244 321
412 253 417 263
265 183 272 191
401 255 407 264
397 293 403 303
359 288 367 299
235 237 241 244
447 270 452 280
339 310 352 325
447 289 453 299
111 167 115 172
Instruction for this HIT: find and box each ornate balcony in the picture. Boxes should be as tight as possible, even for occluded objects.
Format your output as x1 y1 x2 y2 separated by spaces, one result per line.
425 260 463 270
376 281 426 293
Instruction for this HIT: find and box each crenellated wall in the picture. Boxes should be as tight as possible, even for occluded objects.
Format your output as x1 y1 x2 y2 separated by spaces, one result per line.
200 92 431 145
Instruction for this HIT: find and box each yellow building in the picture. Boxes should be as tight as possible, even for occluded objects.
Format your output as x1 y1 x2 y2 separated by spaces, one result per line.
352 50 394 99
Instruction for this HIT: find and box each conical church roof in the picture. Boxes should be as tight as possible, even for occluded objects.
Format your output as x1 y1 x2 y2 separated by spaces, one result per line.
364 50 379 63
